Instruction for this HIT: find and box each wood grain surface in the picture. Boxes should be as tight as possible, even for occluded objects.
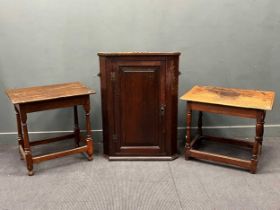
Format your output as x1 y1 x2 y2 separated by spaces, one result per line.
6 82 95 104
99 53 180 158
180 85 275 110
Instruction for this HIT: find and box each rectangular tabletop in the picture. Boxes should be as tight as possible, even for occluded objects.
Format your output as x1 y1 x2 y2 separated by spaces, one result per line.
180 85 275 110
6 82 96 104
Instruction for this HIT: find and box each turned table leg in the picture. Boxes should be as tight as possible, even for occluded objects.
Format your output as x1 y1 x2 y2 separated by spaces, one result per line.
198 111 203 136
20 111 34 176
259 111 266 148
185 102 192 160
73 106 81 147
15 106 24 160
83 98 93 161
250 111 265 174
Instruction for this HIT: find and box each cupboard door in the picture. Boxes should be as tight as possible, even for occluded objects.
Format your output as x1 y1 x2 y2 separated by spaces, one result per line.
112 61 166 155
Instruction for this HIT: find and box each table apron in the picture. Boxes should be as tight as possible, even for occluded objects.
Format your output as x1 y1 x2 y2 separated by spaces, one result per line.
189 101 262 119
18 95 90 113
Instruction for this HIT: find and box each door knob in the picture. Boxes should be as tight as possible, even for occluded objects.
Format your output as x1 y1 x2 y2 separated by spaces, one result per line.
160 104 166 116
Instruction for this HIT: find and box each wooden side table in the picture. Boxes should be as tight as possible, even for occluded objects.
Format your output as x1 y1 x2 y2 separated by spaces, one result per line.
180 86 275 173
6 82 95 176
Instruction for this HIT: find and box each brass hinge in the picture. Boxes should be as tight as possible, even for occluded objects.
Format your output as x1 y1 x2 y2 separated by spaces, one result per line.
111 72 116 81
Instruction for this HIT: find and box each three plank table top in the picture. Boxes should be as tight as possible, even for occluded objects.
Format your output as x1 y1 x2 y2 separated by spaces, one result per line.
6 82 96 104
180 85 275 110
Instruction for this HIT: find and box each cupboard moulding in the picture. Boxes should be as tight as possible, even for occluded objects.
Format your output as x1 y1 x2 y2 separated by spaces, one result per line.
98 52 180 160
97 52 181 56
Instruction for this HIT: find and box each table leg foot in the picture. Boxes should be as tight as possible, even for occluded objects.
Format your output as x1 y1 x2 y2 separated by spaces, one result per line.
28 170 34 176
250 168 256 174
185 148 191 160
250 159 257 174
83 101 94 161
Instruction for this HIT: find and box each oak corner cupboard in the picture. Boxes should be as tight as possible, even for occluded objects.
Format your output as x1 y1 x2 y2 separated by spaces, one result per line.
98 52 180 160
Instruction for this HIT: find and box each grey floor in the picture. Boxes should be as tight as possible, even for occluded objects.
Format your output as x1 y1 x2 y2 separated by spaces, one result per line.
0 138 280 210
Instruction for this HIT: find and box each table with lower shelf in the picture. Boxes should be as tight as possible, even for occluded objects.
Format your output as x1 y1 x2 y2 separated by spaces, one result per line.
6 82 95 176
180 85 275 173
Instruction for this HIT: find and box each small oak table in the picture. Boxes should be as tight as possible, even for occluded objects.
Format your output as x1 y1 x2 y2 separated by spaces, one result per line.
6 82 95 176
180 85 275 173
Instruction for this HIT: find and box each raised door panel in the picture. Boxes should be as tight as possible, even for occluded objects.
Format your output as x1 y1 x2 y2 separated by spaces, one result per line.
112 61 166 155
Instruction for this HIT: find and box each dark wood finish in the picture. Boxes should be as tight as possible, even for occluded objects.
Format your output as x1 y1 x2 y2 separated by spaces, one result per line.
84 102 94 161
6 82 95 176
189 150 252 169
17 95 89 113
15 107 24 160
20 111 33 175
197 111 203 136
251 111 265 173
185 104 192 160
74 106 80 147
33 146 88 164
190 102 259 119
98 52 180 159
181 86 275 173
